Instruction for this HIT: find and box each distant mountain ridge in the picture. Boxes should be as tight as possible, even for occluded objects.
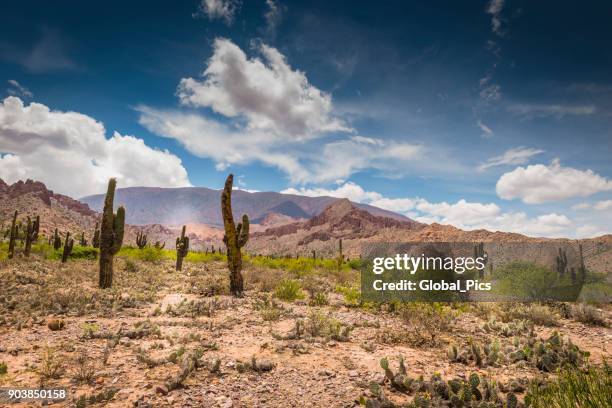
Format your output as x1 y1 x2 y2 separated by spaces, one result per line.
80 186 410 226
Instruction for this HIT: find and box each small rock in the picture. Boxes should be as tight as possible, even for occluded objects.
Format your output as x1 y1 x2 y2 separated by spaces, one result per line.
348 370 359 378
47 318 65 331
155 385 168 395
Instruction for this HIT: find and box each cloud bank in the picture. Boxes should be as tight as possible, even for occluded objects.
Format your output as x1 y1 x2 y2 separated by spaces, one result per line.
0 97 191 197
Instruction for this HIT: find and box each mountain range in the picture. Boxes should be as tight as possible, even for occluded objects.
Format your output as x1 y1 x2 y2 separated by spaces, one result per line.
79 186 408 226
1 178 611 273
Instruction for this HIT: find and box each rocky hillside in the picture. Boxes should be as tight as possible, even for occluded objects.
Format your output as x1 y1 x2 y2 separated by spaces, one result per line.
0 179 193 249
79 186 409 226
248 199 612 273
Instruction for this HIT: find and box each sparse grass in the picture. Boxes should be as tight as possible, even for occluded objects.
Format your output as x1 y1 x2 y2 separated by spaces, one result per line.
570 303 608 326
274 278 305 301
525 364 611 408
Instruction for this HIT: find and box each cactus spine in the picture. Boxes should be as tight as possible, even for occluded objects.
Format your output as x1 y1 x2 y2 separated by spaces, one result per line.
92 222 100 248
99 178 125 289
24 215 40 257
221 174 249 296
175 226 189 271
136 231 148 249
8 210 17 259
61 232 74 263
53 228 62 250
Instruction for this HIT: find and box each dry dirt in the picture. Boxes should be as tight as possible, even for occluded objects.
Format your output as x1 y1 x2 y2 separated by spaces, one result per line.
0 257 610 408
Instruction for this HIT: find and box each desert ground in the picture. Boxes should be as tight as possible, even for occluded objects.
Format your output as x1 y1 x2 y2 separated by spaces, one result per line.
0 248 610 408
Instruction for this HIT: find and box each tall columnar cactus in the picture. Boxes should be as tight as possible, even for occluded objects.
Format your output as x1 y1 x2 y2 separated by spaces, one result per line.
99 178 125 289
8 210 17 259
221 174 249 296
53 228 62 250
337 238 344 270
92 222 100 248
175 226 189 271
556 247 568 276
136 231 148 249
79 231 87 246
24 215 40 257
61 232 74 263
474 242 488 278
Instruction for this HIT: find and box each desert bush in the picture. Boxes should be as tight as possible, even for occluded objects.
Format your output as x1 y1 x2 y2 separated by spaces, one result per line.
73 350 96 385
186 251 225 263
254 296 285 322
505 304 559 326
303 310 352 341
525 363 611 408
124 259 138 272
335 285 360 306
47 245 98 261
570 303 607 326
397 302 454 346
38 347 64 384
494 261 577 301
245 267 286 292
0 361 7 375
274 278 304 301
118 246 171 262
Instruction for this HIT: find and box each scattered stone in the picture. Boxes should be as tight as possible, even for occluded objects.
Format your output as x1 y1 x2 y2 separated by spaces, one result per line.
47 318 65 331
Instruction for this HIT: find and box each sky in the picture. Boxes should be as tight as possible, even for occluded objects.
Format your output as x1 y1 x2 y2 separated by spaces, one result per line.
0 0 611 238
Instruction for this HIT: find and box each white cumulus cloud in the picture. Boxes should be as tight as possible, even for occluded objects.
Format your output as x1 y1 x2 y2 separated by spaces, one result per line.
496 159 612 204
177 38 351 139
0 97 191 198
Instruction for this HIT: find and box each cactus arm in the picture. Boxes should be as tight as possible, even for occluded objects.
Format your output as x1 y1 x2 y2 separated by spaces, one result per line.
111 206 125 254
237 214 249 248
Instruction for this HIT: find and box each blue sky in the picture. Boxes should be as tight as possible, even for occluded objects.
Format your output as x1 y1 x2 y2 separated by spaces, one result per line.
0 0 611 238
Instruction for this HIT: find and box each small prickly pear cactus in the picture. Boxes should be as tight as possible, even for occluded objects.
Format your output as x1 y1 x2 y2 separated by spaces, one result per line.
221 174 249 296
92 222 100 248
8 210 18 259
53 228 62 250
136 231 148 249
175 226 189 271
99 178 125 289
506 392 517 408
61 232 74 263
24 215 40 257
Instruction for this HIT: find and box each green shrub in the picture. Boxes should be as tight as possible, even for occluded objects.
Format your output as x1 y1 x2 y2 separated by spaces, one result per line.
335 285 361 306
47 245 98 261
494 261 577 301
0 361 7 375
274 279 304 301
118 246 171 262
525 364 611 408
